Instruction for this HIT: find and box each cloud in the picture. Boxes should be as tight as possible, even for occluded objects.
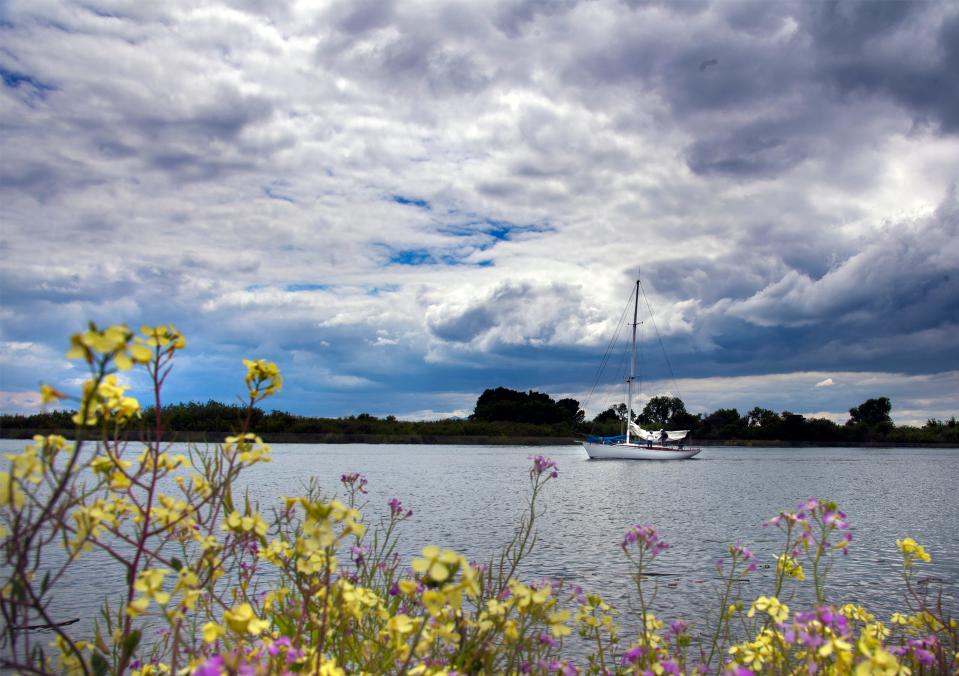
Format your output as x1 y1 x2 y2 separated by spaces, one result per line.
1 0 957 424
425 279 609 351
815 378 834 388
0 390 42 413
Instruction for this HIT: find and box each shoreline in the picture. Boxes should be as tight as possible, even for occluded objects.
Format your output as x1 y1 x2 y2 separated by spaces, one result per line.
1 430 957 448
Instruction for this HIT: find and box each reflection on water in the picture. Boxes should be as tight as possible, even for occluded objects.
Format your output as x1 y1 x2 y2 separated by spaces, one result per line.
4 440 957 651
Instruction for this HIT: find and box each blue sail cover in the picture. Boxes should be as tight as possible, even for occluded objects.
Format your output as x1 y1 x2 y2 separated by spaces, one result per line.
586 434 626 444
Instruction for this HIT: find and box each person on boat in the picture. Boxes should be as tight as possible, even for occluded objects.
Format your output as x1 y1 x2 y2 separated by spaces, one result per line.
659 429 668 446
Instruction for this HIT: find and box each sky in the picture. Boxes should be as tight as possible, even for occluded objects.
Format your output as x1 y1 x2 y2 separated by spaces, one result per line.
1 0 957 426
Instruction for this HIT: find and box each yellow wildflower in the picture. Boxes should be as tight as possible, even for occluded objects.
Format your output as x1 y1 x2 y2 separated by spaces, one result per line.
5 444 43 485
840 604 876 623
549 609 572 637
0 471 26 509
224 433 272 464
223 602 268 635
776 554 806 581
129 568 170 615
855 638 900 675
109 471 131 491
318 658 346 676
202 622 225 644
242 358 283 400
421 589 448 617
126 596 150 618
411 545 462 584
896 537 931 567
509 580 551 609
398 579 419 595
39 383 67 404
139 324 186 350
749 596 789 624
52 635 91 674
223 510 268 537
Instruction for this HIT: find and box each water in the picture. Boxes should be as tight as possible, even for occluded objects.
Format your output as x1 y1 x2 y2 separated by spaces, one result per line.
3 440 957 653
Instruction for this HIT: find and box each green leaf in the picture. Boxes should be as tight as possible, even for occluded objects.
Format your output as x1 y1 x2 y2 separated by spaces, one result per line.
120 629 141 664
223 482 234 515
91 651 110 676
275 614 294 638
170 557 183 572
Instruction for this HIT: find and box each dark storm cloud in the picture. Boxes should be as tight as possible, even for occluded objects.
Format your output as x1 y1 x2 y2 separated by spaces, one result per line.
328 0 396 34
492 0 578 38
131 87 274 143
641 189 959 377
565 1 959 180
819 9 959 134
727 191 959 330
0 160 102 200
620 0 709 15
429 305 497 343
685 119 809 177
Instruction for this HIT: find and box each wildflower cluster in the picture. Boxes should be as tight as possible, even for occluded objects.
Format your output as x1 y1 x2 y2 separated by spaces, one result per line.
896 537 931 568
242 358 283 403
529 454 559 480
1 321 956 675
763 498 853 605
622 524 670 558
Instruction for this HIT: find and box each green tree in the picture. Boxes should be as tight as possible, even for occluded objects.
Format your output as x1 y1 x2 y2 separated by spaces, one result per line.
471 387 579 425
699 408 745 439
638 396 697 430
845 397 894 440
555 398 586 425
746 407 779 430
847 397 893 429
593 403 627 423
779 411 808 441
744 407 781 439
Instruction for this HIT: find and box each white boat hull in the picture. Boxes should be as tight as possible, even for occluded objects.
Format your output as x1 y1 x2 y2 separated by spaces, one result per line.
583 441 701 460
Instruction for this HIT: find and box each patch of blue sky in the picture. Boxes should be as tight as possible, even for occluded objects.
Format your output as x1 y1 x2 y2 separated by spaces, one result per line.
392 195 430 210
438 218 553 244
286 283 331 292
367 284 400 296
244 282 331 292
389 248 434 265
0 67 55 102
384 247 487 267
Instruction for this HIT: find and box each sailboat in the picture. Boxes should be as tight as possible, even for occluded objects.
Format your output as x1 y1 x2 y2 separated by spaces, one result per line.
583 280 702 460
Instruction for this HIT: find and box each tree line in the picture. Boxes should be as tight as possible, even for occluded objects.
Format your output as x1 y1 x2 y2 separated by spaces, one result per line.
1 390 956 444
588 395 958 444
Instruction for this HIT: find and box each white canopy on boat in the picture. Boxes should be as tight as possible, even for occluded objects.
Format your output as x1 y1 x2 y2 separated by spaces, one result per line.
629 421 689 442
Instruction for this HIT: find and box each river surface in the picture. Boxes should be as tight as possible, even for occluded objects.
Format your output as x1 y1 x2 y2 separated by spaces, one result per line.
3 440 957 653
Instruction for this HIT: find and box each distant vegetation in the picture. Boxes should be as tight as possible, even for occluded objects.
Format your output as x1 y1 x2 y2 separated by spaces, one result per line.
590 395 958 444
1 390 956 445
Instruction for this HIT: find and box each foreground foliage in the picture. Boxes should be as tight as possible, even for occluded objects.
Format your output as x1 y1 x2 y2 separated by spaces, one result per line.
1 323 957 675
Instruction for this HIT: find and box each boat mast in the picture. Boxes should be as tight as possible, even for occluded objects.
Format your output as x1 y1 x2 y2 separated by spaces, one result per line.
626 279 639 444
